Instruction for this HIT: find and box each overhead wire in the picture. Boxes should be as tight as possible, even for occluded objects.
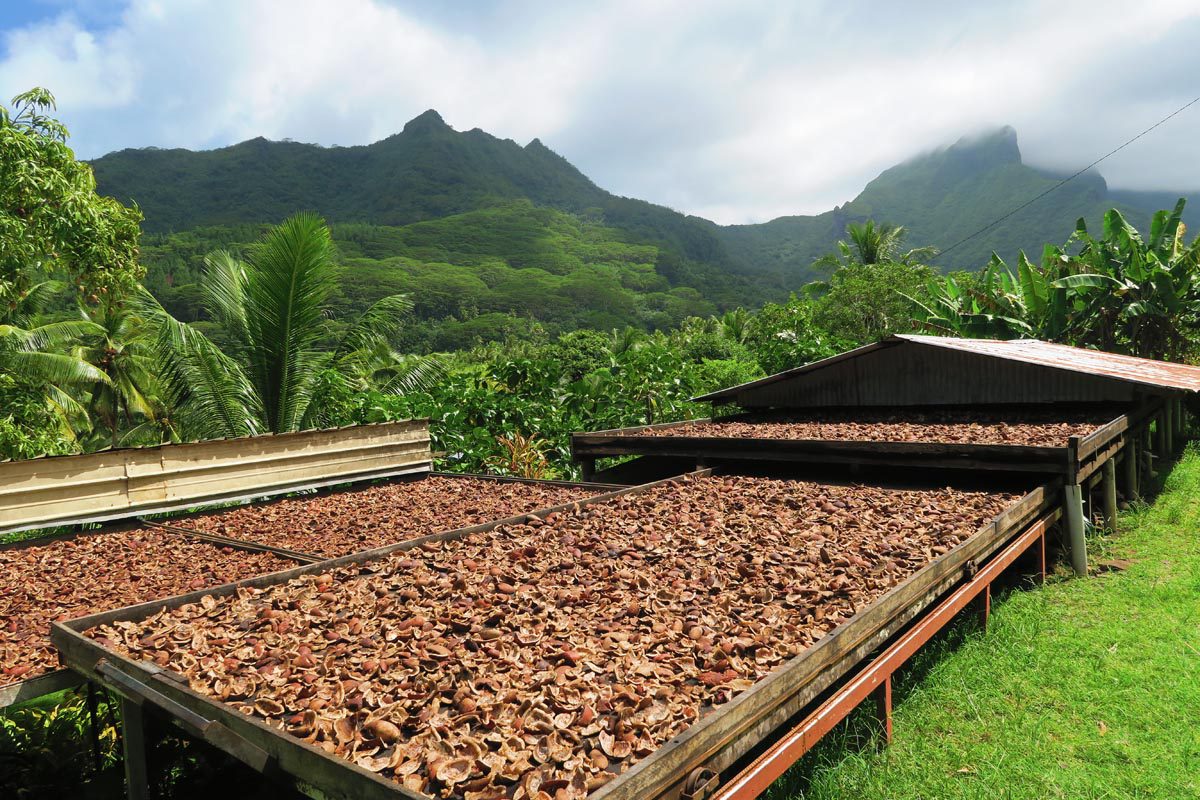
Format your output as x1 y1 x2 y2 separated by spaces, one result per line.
931 94 1200 264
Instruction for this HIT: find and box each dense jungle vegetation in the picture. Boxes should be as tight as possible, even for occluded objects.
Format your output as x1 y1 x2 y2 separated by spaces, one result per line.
4 89 1200 481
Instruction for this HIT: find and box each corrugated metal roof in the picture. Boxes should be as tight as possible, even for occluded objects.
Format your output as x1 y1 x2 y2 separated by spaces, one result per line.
896 335 1200 392
695 335 1200 403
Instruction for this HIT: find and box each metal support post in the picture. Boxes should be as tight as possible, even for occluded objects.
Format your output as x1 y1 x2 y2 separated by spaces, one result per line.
1064 484 1087 577
1102 459 1118 533
120 697 150 800
872 675 893 747
976 584 992 632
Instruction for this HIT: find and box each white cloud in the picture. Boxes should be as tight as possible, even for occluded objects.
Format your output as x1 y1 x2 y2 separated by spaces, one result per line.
1 0 1198 224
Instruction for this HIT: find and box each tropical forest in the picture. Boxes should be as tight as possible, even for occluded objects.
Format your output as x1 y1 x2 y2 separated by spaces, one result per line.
5 89 1199 480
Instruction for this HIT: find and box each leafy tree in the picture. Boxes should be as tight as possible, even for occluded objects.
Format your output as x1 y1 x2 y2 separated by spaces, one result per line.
0 88 142 299
0 374 76 459
1057 201 1199 360
810 260 933 344
142 213 437 439
0 284 106 441
744 295 838 374
551 329 613 382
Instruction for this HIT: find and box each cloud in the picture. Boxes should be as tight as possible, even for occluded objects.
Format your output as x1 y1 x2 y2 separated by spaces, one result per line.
1 0 1198 224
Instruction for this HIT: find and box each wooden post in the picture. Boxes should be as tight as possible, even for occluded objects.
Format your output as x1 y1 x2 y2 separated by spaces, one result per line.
579 457 596 483
1175 398 1186 447
1156 410 1169 460
1166 401 1176 457
121 697 150 800
1145 426 1157 479
1123 440 1139 501
1064 484 1087 577
1102 459 1118 533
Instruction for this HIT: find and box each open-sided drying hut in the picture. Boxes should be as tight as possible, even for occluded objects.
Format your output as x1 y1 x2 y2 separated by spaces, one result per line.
573 335 1200 575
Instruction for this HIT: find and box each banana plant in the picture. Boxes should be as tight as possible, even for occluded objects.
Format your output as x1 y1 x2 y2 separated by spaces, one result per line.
910 199 1199 359
1054 201 1200 360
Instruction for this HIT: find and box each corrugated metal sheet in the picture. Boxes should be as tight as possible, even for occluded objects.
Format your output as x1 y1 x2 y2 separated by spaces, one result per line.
0 421 431 534
696 335 1200 405
895 335 1200 392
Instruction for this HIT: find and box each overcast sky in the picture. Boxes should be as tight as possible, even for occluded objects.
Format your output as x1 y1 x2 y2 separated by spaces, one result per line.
1 0 1197 224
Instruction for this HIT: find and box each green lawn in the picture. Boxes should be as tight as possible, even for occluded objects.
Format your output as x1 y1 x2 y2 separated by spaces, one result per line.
770 448 1200 800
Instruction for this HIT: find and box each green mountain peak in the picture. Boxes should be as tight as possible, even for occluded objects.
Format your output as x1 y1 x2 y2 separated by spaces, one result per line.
401 108 451 135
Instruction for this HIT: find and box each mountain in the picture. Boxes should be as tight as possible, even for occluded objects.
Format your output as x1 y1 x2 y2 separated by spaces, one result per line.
92 114 1197 292
92 109 740 280
719 127 1198 277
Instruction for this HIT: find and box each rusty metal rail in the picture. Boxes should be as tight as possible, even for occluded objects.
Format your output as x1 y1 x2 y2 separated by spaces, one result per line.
709 509 1058 799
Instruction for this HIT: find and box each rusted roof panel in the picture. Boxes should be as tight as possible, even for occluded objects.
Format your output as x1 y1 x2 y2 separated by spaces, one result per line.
695 335 1200 404
896 335 1200 392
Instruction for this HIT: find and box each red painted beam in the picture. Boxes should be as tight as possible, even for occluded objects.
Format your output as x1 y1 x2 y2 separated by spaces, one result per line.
711 511 1057 800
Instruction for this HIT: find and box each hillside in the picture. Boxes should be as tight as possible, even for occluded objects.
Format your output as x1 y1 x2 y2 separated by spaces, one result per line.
140 201 736 352
93 110 743 282
93 114 1197 295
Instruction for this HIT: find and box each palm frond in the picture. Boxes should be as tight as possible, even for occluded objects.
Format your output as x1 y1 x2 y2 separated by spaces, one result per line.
333 294 416 360
377 354 445 396
2 319 103 352
43 384 90 441
142 300 262 440
3 349 110 386
201 250 251 347
243 212 339 432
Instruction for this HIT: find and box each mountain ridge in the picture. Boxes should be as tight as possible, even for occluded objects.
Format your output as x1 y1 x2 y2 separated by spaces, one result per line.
92 114 1197 283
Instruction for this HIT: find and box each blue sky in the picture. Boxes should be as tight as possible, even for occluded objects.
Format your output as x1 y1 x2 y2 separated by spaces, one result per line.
1 0 1197 224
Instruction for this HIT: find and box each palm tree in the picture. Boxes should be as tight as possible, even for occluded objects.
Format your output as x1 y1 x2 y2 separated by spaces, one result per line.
816 220 938 269
142 213 438 440
718 308 751 344
73 299 161 448
910 200 1200 360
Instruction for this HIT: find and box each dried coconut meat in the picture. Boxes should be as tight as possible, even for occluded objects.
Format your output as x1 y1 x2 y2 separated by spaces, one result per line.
90 475 1018 799
1 529 292 685
180 476 599 558
631 409 1110 447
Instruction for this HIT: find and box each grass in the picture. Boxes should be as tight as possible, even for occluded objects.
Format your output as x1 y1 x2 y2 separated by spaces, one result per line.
769 448 1200 800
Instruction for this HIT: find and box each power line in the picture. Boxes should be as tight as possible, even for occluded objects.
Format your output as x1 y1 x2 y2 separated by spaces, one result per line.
931 94 1200 264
